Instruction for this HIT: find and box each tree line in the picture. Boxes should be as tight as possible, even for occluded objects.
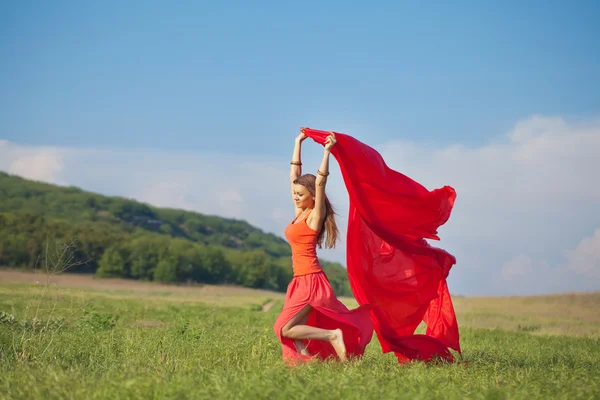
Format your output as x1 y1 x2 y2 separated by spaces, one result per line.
0 173 352 296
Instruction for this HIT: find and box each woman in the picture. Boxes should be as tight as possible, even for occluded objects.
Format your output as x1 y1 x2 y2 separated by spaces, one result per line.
273 128 373 365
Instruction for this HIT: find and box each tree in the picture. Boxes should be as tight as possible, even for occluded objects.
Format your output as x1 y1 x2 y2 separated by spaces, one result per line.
153 257 179 283
96 246 129 278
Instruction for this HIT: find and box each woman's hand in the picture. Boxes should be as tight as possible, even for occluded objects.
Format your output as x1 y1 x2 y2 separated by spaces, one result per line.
324 132 337 152
296 127 308 143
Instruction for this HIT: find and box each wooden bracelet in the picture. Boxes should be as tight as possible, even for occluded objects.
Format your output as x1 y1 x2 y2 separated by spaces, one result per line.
290 161 302 165
317 170 329 176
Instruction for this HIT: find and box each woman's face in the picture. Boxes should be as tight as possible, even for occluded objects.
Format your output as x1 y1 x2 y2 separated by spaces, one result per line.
293 184 314 209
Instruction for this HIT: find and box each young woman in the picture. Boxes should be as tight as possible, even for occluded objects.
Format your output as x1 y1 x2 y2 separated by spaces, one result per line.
272 128 373 365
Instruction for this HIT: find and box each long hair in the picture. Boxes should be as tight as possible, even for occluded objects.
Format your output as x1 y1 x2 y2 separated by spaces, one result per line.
293 174 340 249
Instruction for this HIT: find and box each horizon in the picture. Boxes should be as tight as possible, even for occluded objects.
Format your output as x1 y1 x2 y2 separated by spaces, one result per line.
4 169 600 298
1 1 599 297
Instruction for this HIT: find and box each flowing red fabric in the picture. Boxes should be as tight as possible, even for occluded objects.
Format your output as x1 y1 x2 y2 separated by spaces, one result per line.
304 128 461 363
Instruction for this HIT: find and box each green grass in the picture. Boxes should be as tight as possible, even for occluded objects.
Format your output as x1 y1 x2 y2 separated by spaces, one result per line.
1 282 599 399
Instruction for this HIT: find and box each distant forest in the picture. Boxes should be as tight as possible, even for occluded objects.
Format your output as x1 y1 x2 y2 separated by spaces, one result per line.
0 172 351 296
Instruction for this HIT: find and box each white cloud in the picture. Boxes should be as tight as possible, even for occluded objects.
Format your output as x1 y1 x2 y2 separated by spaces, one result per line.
497 229 600 295
271 207 286 223
0 142 65 185
501 255 534 281
566 229 600 280
1 114 599 296
376 115 600 295
498 255 562 296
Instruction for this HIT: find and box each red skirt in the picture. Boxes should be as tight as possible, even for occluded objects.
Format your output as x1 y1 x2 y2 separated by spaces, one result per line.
273 271 373 365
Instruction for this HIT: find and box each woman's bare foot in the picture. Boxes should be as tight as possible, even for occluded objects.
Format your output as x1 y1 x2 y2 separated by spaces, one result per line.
329 329 347 362
300 348 311 356
295 340 311 356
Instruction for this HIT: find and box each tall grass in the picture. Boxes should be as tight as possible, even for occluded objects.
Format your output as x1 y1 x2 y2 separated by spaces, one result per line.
2 240 91 366
1 241 598 399
1 281 599 399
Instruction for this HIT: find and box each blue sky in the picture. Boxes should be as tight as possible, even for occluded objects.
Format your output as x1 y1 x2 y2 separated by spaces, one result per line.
1 2 599 296
2 1 598 151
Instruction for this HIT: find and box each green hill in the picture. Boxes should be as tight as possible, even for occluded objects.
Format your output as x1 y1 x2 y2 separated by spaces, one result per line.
0 172 351 295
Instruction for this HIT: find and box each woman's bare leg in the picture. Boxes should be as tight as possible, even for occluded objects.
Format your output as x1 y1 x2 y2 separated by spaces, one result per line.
294 340 310 356
293 310 311 356
281 305 347 361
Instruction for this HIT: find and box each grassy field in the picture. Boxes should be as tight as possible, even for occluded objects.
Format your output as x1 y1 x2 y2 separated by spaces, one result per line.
1 269 599 399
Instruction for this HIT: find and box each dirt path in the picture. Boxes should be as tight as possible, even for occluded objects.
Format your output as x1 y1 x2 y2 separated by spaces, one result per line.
262 299 277 312
0 268 284 307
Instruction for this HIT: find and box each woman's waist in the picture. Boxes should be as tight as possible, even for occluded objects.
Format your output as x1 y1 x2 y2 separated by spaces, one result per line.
291 252 321 264
292 261 323 276
291 252 319 262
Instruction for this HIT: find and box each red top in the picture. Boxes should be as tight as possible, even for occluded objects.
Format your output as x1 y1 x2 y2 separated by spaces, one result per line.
284 210 323 276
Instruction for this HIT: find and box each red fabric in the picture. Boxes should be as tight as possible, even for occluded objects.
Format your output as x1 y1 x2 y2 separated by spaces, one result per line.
273 272 374 365
304 128 461 363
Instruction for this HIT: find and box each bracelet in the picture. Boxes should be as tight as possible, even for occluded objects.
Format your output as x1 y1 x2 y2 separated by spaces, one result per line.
317 170 330 177
290 161 302 166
